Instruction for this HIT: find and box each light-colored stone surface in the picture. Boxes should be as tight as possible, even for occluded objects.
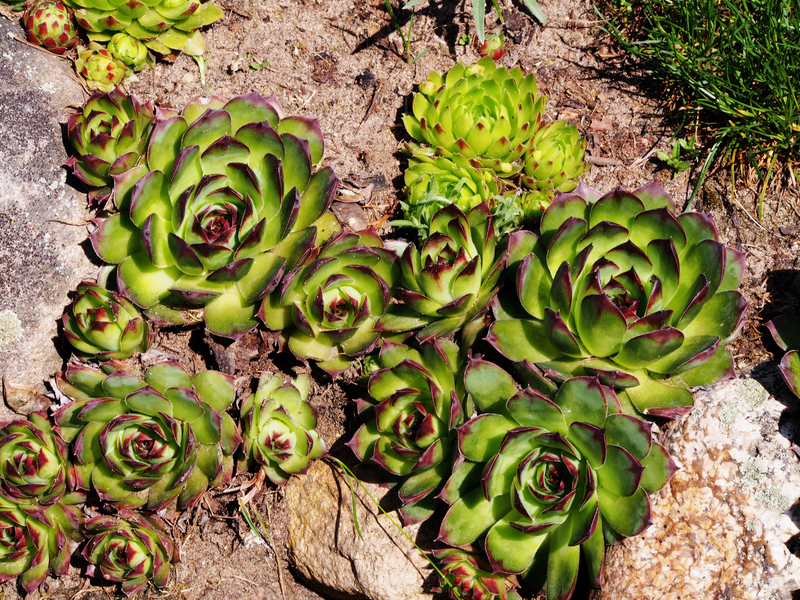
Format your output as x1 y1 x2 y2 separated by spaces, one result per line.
599 377 800 600
0 17 92 400
285 461 433 600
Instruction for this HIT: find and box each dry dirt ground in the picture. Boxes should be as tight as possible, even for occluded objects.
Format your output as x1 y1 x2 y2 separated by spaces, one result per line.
6 0 800 598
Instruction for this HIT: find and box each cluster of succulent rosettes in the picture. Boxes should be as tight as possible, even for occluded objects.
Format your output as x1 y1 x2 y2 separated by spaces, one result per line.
62 281 150 360
62 0 223 57
23 0 78 54
488 182 747 419
83 511 175 595
239 373 326 485
439 360 677 600
53 360 241 510
348 339 464 523
378 203 506 349
432 546 522 600
261 228 397 376
89 91 340 339
0 494 83 593
75 42 132 92
65 87 155 203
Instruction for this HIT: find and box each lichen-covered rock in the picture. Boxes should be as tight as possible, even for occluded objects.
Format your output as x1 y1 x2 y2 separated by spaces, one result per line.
598 378 800 600
285 461 432 600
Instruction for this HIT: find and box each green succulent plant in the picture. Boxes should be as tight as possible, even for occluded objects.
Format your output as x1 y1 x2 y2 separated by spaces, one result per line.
65 87 155 205
260 228 397 376
239 373 326 485
404 58 545 176
766 314 800 454
53 360 241 510
348 339 464 524
488 182 747 418
432 546 522 600
0 494 82 594
89 92 341 339
0 412 84 506
83 511 175 595
62 281 150 361
75 43 132 92
65 0 223 56
23 0 78 54
107 32 152 71
377 203 506 348
438 360 677 600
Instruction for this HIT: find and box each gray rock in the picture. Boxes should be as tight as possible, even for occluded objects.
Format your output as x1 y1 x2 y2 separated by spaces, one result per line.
285 460 434 600
599 378 800 600
0 17 92 402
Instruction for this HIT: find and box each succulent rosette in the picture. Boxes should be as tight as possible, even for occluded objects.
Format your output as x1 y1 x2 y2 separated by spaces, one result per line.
477 32 506 61
518 121 588 219
53 360 241 510
107 32 151 71
23 0 78 54
62 281 150 360
0 412 83 505
0 494 82 594
432 546 522 600
239 373 326 485
348 339 464 523
766 314 800 397
260 229 397 375
439 360 677 600
65 87 155 200
378 203 506 346
75 43 131 92
83 511 175 595
64 0 223 56
488 182 747 418
403 58 545 175
89 92 340 338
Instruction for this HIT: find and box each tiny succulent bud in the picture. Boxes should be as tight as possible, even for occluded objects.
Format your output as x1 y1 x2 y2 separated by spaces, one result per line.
74 43 130 93
477 32 505 60
23 0 77 54
107 32 150 71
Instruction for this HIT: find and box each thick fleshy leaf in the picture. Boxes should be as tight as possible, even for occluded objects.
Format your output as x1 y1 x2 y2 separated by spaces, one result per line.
457 414 518 462
485 519 547 574
464 358 518 413
597 485 651 537
438 487 512 546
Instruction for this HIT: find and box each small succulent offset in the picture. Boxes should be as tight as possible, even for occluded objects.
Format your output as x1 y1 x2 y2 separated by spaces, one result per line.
489 182 747 418
477 32 506 61
240 373 326 485
766 314 800 403
348 340 464 523
432 546 522 600
0 494 83 594
83 511 175 595
439 361 677 600
89 92 340 339
53 360 241 510
62 281 150 361
404 58 545 176
378 203 506 348
107 32 152 71
75 43 131 92
65 87 155 203
260 229 397 375
23 0 78 54
65 0 223 57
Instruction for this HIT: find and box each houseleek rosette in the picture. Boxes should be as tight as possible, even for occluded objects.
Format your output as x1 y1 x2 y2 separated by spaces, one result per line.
0 412 83 506
0 494 82 594
239 373 326 485
107 32 151 71
260 229 397 375
62 281 149 360
75 43 131 92
65 0 223 56
403 58 545 175
65 87 154 199
53 360 241 510
23 0 78 54
378 203 506 347
766 314 800 453
438 360 677 600
89 92 340 338
432 546 522 600
348 339 464 523
488 182 747 418
83 511 175 595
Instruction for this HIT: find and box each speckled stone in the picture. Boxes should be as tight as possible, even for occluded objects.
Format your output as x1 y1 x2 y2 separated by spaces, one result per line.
0 17 91 401
599 378 800 600
285 460 433 600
